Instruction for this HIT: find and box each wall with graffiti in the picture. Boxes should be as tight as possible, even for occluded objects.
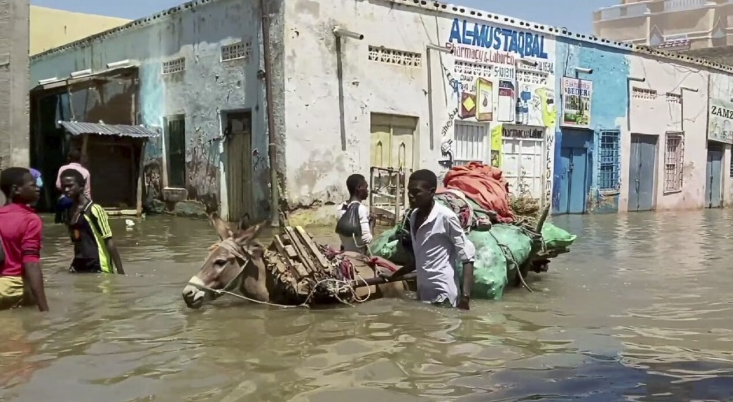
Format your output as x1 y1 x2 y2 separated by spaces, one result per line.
553 38 630 214
30 0 277 220
438 17 557 203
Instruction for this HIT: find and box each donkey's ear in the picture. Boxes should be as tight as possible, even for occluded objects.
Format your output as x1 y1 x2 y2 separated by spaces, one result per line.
233 221 267 247
209 212 233 240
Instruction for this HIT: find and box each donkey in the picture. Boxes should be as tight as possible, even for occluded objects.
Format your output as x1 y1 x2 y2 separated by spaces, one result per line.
181 213 406 309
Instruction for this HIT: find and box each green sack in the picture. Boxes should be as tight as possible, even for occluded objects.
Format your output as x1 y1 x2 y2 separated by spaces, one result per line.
541 223 577 250
455 225 533 300
370 227 411 265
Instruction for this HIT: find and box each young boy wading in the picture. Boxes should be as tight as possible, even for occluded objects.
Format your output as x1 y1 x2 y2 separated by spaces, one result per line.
384 169 476 310
0 168 50 311
59 169 125 274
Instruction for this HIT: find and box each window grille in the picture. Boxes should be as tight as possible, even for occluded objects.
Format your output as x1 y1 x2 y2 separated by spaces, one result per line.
221 42 251 61
632 87 656 99
664 132 684 192
162 57 185 74
367 46 421 67
454 60 492 78
453 122 489 165
599 130 621 192
665 92 681 103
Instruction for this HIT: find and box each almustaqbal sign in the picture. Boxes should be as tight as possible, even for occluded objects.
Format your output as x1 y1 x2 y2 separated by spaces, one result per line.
708 99 733 144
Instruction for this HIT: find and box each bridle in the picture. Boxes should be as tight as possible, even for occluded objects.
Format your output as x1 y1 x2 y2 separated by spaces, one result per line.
188 237 250 296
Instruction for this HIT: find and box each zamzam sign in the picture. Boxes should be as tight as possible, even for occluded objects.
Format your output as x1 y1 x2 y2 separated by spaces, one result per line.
711 104 733 119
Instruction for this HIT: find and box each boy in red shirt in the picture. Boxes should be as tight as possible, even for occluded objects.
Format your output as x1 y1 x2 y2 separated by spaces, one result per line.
0 167 49 311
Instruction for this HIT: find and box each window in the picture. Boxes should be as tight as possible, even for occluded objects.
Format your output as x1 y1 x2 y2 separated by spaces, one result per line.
453 122 489 165
598 130 621 192
162 57 185 74
730 147 733 178
166 116 186 188
367 46 421 67
221 42 251 62
632 87 656 100
664 132 684 192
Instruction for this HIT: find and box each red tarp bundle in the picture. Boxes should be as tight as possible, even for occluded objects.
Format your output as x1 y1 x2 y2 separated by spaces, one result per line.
442 161 515 223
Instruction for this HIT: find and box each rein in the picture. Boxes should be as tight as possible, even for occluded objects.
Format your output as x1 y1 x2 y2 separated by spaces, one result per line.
188 238 249 295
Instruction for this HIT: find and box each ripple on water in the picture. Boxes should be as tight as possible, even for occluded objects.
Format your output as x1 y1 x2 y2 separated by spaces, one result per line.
3 212 733 401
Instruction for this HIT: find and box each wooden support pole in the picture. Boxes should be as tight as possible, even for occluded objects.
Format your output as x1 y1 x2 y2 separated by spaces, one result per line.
136 140 147 216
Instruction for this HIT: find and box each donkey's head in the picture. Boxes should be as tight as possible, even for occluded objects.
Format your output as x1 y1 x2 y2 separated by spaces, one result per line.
182 213 265 309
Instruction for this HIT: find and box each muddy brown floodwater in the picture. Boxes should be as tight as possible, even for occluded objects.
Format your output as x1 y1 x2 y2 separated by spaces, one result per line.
2 210 733 401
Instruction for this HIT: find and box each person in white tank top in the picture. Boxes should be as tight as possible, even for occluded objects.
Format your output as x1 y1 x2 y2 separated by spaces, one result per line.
335 174 373 253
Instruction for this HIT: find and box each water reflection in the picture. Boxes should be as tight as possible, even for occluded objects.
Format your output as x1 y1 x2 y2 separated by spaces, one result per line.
1 211 733 401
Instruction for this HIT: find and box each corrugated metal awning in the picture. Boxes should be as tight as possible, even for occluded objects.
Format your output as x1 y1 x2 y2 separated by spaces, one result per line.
58 121 160 138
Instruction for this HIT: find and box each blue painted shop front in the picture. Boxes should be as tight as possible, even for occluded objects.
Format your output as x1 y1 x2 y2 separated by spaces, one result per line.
553 37 629 215
627 134 657 212
554 129 594 214
706 142 723 208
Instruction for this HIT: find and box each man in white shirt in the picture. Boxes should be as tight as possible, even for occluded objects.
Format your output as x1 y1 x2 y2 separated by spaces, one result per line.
384 169 475 310
335 174 373 253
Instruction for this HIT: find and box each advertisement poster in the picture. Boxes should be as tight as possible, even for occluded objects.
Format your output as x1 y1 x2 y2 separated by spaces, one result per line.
708 98 733 144
476 78 493 122
497 80 515 122
561 77 592 128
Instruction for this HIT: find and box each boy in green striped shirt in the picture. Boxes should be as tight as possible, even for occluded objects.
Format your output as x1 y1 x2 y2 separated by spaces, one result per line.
59 169 125 275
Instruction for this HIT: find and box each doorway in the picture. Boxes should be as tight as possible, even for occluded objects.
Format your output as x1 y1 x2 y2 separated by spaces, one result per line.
370 113 418 215
706 142 723 208
555 129 593 214
224 111 253 221
501 126 545 199
627 134 657 212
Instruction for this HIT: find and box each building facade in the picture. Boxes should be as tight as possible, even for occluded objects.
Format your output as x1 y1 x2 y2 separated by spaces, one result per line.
29 0 733 223
594 0 733 52
0 0 30 170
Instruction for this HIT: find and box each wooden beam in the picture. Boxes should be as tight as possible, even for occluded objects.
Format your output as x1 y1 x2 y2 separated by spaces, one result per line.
136 140 146 216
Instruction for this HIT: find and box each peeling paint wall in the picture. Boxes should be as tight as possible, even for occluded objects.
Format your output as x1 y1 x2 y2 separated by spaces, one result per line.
554 39 630 214
282 0 557 222
624 55 709 211
30 0 283 221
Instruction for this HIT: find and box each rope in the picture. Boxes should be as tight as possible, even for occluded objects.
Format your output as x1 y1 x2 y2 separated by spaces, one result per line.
488 231 534 293
189 275 371 309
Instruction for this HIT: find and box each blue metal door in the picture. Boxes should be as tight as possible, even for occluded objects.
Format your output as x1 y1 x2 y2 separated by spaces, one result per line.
569 147 588 213
555 147 588 214
628 134 657 211
556 147 572 214
706 145 723 208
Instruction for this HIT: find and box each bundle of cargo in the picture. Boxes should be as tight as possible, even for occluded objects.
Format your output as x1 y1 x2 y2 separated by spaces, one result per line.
182 214 406 309
369 162 576 300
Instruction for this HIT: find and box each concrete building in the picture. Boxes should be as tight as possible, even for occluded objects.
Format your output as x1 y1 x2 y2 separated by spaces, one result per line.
593 0 733 52
0 0 30 170
30 6 130 55
28 0 733 223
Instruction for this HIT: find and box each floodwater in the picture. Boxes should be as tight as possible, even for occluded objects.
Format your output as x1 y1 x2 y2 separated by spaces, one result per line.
2 210 733 402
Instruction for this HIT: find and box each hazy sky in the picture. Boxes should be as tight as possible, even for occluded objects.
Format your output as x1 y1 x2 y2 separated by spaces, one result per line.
30 0 618 34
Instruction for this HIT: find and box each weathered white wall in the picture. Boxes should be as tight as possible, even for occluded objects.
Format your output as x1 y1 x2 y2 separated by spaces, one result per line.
622 54 709 211
0 0 30 169
282 0 556 222
29 0 284 220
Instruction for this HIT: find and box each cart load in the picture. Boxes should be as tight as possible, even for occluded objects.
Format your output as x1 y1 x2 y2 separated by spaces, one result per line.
370 162 577 300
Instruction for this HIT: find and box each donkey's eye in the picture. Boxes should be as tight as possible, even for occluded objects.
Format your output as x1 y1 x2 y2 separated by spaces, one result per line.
214 257 228 266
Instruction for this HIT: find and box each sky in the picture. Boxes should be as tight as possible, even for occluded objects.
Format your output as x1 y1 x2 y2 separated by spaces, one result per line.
31 0 618 35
